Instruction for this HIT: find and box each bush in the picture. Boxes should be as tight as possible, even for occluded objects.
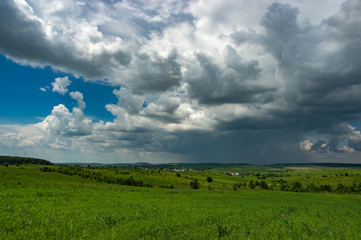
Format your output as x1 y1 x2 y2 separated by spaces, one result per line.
190 179 200 189
292 181 303 191
39 166 153 188
305 183 319 192
249 180 255 189
259 181 268 189
319 184 332 192
206 176 213 182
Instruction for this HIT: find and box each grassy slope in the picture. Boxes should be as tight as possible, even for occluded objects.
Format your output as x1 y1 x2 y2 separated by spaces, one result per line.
1 165 361 239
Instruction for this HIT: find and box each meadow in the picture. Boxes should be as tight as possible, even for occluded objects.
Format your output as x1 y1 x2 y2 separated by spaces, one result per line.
1 163 361 239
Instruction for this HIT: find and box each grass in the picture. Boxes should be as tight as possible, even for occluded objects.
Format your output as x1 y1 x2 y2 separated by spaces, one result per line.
1 165 361 239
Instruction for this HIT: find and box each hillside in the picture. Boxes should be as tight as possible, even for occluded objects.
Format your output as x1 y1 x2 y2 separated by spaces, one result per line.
0 156 53 165
1 164 361 239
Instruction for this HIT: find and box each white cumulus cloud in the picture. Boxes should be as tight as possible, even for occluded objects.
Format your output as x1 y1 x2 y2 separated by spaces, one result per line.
36 104 92 137
51 76 71 95
69 91 85 110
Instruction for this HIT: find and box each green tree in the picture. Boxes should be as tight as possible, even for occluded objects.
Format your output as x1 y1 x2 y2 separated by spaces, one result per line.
280 183 288 191
319 184 332 192
306 183 318 192
336 183 345 193
206 176 213 183
249 180 255 189
293 181 303 191
259 181 268 189
190 179 200 189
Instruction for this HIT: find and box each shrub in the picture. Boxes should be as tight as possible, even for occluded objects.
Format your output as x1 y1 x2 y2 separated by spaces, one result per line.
190 179 200 189
306 183 319 192
292 181 303 191
259 181 268 189
249 180 255 189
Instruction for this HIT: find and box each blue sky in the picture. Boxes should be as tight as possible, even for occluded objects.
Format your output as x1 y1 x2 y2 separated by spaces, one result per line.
0 55 116 124
1 0 361 164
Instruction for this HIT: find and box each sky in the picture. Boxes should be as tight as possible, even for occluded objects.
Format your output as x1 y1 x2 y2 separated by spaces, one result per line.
1 0 361 164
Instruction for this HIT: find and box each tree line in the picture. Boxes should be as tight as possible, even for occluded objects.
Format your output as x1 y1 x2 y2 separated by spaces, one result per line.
39 166 153 188
232 179 361 194
1 156 53 166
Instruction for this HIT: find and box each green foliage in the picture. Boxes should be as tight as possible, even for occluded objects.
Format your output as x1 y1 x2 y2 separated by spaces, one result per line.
39 166 153 188
249 180 255 189
190 179 200 189
305 183 318 192
6 162 361 195
259 180 268 189
319 184 333 192
0 156 53 165
206 176 213 182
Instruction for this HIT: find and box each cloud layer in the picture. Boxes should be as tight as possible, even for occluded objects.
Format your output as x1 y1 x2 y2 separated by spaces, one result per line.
1 0 361 163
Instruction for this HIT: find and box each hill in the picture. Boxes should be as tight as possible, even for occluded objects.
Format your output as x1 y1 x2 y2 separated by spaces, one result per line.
0 156 53 165
1 164 361 239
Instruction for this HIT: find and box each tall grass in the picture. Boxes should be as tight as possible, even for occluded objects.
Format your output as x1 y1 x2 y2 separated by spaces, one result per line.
1 165 361 239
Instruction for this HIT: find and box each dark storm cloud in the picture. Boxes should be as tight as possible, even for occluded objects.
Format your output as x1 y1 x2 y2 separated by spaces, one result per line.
310 140 328 153
92 126 306 164
129 51 182 94
219 0 361 156
349 139 361 151
312 123 361 153
260 2 361 127
161 129 307 164
260 2 300 65
186 49 274 105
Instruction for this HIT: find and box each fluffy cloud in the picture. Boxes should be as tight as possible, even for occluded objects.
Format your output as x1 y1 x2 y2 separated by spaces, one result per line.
0 103 93 155
36 104 92 137
0 0 133 80
69 91 85 110
303 123 361 153
1 0 361 163
52 76 71 95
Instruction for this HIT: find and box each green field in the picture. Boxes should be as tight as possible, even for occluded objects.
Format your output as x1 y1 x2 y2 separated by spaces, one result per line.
1 163 361 239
